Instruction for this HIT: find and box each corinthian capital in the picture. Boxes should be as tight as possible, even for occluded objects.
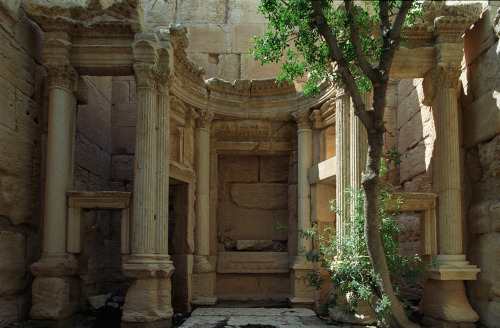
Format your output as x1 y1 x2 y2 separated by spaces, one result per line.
133 62 156 89
195 110 214 129
155 69 171 95
292 108 312 130
431 65 461 89
46 62 78 91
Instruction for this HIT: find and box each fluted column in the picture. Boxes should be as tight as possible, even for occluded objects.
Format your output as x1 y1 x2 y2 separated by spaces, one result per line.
349 92 369 195
194 110 214 257
29 62 82 320
292 108 313 253
156 70 171 256
420 65 479 325
122 62 174 326
335 87 350 238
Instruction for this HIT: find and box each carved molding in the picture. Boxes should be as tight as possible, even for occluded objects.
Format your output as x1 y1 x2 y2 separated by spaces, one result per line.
155 69 171 94
431 65 461 90
133 62 156 89
196 109 214 129
292 108 312 130
46 63 79 91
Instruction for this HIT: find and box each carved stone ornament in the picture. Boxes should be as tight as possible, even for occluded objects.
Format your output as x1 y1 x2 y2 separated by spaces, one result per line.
292 108 312 130
133 62 156 89
155 69 171 94
46 63 79 92
195 110 214 129
431 65 461 90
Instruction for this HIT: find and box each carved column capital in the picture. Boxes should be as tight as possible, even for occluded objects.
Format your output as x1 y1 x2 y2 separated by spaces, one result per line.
196 110 214 129
431 65 461 90
45 62 79 92
155 69 171 95
292 108 312 130
133 62 156 89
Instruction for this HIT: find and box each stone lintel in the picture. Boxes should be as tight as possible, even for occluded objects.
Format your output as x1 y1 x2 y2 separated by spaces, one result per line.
308 156 336 185
388 192 437 212
67 191 132 209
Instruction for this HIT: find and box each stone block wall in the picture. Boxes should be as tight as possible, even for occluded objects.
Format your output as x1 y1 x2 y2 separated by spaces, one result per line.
0 3 45 326
74 76 130 299
462 3 500 326
142 0 282 81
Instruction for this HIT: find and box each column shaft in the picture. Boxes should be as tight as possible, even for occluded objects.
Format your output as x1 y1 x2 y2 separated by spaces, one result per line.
335 90 350 239
131 65 159 256
434 87 462 255
297 128 313 252
194 125 211 256
349 92 369 194
156 88 170 255
43 86 77 253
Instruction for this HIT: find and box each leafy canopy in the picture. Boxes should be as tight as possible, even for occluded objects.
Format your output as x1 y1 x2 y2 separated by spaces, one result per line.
250 0 422 96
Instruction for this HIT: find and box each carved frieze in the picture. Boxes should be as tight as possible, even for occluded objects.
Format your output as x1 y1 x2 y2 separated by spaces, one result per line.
292 108 312 130
431 65 461 90
212 120 271 142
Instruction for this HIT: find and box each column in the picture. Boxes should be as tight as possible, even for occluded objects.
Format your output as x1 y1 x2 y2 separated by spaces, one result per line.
191 109 217 306
121 62 174 327
29 62 81 321
289 108 314 307
420 65 480 326
335 87 350 238
349 92 369 194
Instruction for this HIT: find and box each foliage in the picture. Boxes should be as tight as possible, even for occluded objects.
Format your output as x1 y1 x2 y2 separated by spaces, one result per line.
299 157 425 319
250 0 423 96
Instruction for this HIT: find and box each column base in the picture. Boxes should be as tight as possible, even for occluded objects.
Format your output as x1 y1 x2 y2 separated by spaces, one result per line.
122 254 174 279
289 257 315 309
122 277 174 324
420 280 479 323
30 252 79 277
429 255 480 280
30 276 82 320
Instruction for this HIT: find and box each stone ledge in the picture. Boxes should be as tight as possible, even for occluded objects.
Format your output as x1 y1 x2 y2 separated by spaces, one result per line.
217 252 289 273
308 156 336 185
429 255 481 281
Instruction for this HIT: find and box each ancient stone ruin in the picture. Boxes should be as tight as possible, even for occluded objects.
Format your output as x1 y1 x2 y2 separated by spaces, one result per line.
0 0 499 327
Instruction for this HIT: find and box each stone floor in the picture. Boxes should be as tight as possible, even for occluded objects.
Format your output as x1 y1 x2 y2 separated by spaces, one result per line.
178 308 332 328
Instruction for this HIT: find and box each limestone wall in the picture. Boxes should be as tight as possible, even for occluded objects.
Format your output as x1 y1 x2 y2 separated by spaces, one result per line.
462 3 500 326
142 0 282 81
0 3 45 326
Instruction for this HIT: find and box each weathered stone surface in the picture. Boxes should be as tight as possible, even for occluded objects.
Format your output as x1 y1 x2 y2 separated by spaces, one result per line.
30 276 81 320
216 273 289 301
467 299 500 328
0 232 26 297
464 88 500 148
217 252 289 273
111 154 134 182
259 155 289 183
400 140 429 183
420 280 479 322
87 295 109 309
230 183 288 210
0 295 21 327
468 200 500 234
122 278 173 323
236 239 273 251
218 155 259 183
478 134 500 181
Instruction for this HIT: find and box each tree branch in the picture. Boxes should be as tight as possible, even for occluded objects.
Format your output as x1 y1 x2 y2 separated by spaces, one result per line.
310 0 373 130
378 1 390 35
344 0 376 81
379 0 414 76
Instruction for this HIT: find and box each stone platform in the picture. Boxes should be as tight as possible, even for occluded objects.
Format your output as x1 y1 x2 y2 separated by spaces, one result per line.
179 308 331 328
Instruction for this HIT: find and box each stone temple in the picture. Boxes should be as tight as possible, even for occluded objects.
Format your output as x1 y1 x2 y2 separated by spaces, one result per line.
0 0 499 327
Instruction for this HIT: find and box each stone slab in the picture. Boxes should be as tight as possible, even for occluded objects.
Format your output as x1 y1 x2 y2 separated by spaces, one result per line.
217 252 289 273
179 307 330 328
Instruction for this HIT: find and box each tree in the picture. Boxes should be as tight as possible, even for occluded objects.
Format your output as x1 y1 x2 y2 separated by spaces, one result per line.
251 1 422 327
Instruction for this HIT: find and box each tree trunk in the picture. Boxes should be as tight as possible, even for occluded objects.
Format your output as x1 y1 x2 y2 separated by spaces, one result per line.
362 131 419 328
